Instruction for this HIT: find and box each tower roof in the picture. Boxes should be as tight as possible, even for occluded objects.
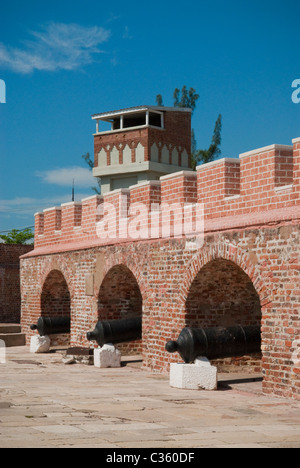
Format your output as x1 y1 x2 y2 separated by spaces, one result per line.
91 105 192 121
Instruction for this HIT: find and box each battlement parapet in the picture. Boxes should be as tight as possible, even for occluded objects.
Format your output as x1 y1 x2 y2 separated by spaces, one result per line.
34 137 300 250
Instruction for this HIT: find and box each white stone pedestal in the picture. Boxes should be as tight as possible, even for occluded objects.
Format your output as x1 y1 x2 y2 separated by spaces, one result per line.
170 357 217 390
0 339 6 364
94 344 121 368
30 335 51 353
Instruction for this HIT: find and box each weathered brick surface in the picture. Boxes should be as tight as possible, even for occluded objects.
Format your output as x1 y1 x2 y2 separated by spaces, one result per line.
21 221 300 399
0 244 33 323
20 136 300 400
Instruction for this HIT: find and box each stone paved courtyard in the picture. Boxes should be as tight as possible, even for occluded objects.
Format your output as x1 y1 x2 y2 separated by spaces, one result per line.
0 346 300 448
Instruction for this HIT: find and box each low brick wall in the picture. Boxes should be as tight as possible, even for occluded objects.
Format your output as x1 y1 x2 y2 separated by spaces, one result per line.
21 222 300 400
20 136 300 400
0 244 33 323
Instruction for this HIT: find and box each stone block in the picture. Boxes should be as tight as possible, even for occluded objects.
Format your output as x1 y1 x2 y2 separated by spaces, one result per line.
94 344 121 368
0 339 6 364
170 357 217 390
30 335 51 354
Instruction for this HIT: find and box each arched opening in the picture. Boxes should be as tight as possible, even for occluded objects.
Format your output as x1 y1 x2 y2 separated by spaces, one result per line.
41 270 71 346
98 265 143 356
185 258 262 372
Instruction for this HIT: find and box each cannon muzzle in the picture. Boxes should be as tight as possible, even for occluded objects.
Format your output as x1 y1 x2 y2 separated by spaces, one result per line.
87 317 142 347
166 325 261 363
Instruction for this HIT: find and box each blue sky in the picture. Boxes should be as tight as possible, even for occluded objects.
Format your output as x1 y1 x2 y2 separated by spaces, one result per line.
0 0 299 233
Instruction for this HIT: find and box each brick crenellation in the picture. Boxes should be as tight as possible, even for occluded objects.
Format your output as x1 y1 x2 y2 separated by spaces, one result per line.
32 139 299 251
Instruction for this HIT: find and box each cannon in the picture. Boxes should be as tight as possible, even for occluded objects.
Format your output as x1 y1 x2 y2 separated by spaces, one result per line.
87 317 142 347
30 316 71 337
166 325 261 363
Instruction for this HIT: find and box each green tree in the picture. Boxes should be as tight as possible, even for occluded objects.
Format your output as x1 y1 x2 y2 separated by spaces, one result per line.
82 152 101 195
0 228 34 245
191 114 222 170
157 86 199 114
156 94 164 106
173 86 199 115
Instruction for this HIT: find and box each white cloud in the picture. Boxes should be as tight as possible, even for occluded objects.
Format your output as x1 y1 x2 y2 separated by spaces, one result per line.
0 22 111 74
36 166 96 187
0 192 93 217
0 166 97 228
0 196 66 215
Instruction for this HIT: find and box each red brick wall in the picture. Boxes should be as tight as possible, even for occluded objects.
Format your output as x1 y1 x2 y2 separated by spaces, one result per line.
20 136 300 400
32 139 299 251
0 244 33 323
21 221 300 400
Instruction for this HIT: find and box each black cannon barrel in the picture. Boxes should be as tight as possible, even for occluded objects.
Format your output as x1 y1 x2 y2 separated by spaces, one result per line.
166 325 261 363
30 316 71 337
87 317 142 347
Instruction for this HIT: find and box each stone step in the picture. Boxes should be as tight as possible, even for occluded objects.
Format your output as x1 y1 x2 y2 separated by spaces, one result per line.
0 333 26 347
0 324 26 347
0 324 22 334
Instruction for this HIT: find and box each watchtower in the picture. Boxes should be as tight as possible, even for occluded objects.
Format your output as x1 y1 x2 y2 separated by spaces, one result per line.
92 105 192 193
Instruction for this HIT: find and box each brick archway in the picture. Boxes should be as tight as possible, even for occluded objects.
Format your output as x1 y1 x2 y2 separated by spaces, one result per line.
97 263 143 355
40 269 71 346
102 251 148 301
184 257 262 372
171 241 272 373
185 258 262 328
41 270 71 319
182 242 271 312
98 264 142 321
39 259 74 300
